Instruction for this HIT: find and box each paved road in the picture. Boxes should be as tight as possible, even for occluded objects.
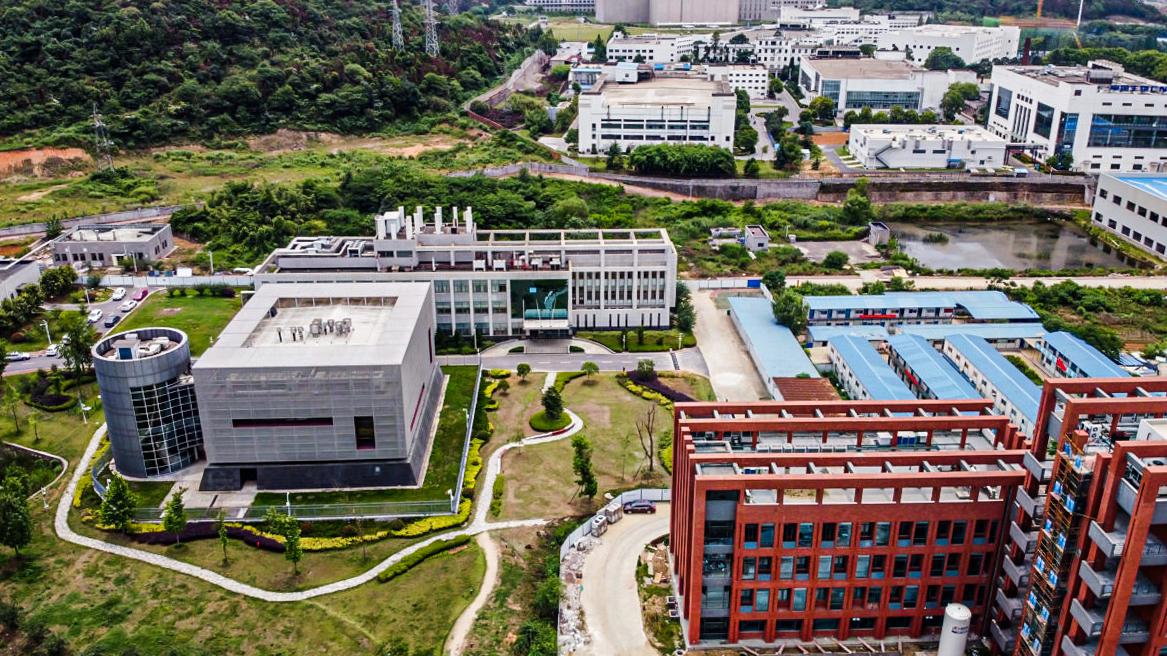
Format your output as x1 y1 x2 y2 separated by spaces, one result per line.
691 290 767 401
439 348 709 377
7 284 145 375
577 506 670 656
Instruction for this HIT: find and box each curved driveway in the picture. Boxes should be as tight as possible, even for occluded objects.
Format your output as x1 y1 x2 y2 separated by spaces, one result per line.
576 505 671 656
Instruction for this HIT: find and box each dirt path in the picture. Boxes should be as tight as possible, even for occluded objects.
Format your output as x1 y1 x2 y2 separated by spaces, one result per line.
692 290 768 401
446 532 501 656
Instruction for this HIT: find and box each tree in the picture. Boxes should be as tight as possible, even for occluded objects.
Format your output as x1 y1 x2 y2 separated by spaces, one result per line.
217 511 229 565
924 47 966 70
44 216 63 240
161 489 188 545
1046 151 1074 171
940 81 980 120
496 378 511 395
100 473 138 533
541 386 563 421
634 358 656 381
3 386 20 432
265 509 303 574
513 620 557 656
841 177 874 225
517 363 531 381
674 281 695 332
58 312 96 381
571 434 598 499
859 43 877 56
743 157 760 178
734 126 759 154
581 361 599 379
524 109 551 135
39 267 78 299
762 270 786 293
605 142 624 171
591 35 607 62
823 251 850 270
627 144 736 178
771 289 807 334
533 576 562 619
635 404 658 475
0 492 31 556
809 95 836 121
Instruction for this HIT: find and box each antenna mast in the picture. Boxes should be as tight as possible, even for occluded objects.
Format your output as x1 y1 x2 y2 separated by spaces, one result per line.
91 104 114 170
446 0 459 13
391 0 404 50
424 0 440 57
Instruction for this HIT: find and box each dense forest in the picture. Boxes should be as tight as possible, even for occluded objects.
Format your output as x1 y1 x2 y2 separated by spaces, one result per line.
0 0 537 149
832 0 1162 23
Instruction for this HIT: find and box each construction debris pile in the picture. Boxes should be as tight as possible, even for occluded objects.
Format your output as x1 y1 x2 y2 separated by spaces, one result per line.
558 534 598 654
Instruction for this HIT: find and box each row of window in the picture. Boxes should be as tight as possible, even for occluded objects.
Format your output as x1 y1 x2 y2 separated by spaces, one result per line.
1093 213 1167 255
713 613 963 638
703 582 988 614
729 550 992 582
599 121 711 131
719 520 998 550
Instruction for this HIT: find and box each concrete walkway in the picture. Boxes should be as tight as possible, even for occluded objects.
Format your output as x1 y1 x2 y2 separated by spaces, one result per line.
53 425 546 602
691 290 768 401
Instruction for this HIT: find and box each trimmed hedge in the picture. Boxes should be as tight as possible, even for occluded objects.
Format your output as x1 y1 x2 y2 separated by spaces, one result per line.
377 534 472 583
486 369 512 379
490 475 505 517
390 499 472 538
529 410 571 432
553 370 586 393
131 522 285 552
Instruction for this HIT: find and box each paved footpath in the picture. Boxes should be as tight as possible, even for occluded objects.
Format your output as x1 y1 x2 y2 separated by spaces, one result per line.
54 425 546 603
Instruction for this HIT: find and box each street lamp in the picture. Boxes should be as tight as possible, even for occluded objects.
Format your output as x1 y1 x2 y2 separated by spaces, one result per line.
40 320 52 346
207 249 215 275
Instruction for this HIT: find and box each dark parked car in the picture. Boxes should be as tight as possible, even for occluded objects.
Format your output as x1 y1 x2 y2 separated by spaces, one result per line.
623 500 656 514
103 314 122 328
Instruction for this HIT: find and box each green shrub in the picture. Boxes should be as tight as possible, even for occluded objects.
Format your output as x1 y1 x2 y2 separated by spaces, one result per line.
390 499 473 538
487 369 512 379
490 475 505 517
529 410 571 432
376 534 472 582
553 370 587 392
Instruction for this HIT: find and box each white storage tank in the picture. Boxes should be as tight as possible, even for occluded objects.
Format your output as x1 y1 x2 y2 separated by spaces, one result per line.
938 602 972 656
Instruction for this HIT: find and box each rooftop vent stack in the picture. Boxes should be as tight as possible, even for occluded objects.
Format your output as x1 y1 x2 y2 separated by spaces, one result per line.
452 207 460 232
435 206 443 235
414 206 424 235
465 206 474 234
401 206 412 240
1086 67 1116 84
326 318 336 334
310 318 323 337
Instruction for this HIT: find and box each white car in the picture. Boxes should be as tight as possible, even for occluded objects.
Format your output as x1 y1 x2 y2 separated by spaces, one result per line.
119 300 138 312
45 345 59 357
5 352 30 361
87 308 103 323
110 288 126 301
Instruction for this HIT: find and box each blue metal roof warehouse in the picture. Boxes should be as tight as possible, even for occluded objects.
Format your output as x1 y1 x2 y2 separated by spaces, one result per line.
828 334 916 401
887 334 979 401
807 324 891 346
944 334 1041 430
804 291 1040 322
728 297 819 399
897 322 1047 343
1038 331 1129 379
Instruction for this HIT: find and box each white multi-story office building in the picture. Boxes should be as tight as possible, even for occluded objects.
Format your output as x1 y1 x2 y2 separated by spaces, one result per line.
1089 173 1167 257
255 207 679 336
848 124 1008 169
816 13 929 44
704 64 770 98
776 6 861 26
577 76 737 152
876 24 1019 65
987 60 1167 173
799 56 975 114
604 33 709 64
524 0 595 12
724 27 826 70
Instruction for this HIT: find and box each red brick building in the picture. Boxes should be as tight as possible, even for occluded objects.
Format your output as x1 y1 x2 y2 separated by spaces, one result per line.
670 398 1027 645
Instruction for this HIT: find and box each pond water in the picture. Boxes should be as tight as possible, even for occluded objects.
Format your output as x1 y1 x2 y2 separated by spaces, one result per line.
886 220 1131 271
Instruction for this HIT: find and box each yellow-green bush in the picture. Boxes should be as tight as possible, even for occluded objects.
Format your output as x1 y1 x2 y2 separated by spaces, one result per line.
486 369 511 379
73 439 111 509
390 499 472 537
377 534 472 582
619 378 673 409
236 524 397 551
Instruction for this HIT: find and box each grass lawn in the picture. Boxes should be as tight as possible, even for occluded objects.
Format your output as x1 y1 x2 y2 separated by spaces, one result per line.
463 525 554 656
1 502 484 655
124 479 177 509
658 371 716 402
734 158 790 179
2 309 87 353
116 292 242 356
498 374 668 520
577 329 695 353
545 19 613 42
0 374 103 464
253 365 479 506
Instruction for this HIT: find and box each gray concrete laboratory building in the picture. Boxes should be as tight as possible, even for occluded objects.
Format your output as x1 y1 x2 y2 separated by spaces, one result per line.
93 327 203 478
192 282 443 491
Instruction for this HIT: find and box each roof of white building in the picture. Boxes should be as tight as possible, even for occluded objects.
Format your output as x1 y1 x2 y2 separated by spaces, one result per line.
1107 174 1167 203
893 24 1017 37
850 124 1005 143
588 76 733 102
801 57 920 79
999 62 1159 87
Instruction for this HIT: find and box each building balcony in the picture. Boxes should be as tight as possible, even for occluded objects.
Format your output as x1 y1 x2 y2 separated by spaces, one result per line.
990 618 1016 653
996 587 1023 621
1117 479 1167 524
1002 553 1031 587
1079 560 1162 605
1060 635 1130 656
1016 486 1045 519
1087 520 1167 565
1024 451 1052 482
1010 521 1038 554
1069 598 1105 637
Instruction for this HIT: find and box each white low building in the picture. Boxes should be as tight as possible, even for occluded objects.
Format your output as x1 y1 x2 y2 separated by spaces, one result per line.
724 27 827 71
524 0 594 12
577 76 737 154
776 6 860 26
987 60 1167 173
604 33 709 64
1089 173 1167 258
704 64 770 98
848 124 1008 169
816 14 930 44
798 56 976 114
877 24 1020 64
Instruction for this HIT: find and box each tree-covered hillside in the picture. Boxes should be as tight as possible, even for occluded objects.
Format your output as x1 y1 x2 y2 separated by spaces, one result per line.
832 0 1161 23
0 0 535 149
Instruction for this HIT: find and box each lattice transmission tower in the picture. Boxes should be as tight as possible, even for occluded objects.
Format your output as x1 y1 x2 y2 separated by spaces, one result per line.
91 104 114 170
424 0 440 57
391 0 404 50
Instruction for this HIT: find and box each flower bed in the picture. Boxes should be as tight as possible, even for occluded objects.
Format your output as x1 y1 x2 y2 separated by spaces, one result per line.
130 522 285 552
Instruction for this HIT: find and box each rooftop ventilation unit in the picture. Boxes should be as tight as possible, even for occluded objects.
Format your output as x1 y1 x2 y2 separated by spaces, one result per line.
1087 68 1117 84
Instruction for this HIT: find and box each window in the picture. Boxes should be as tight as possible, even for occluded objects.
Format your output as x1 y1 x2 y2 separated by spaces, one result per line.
780 556 794 579
856 555 871 578
951 521 967 545
792 588 807 611
1088 114 1167 149
1033 102 1054 138
232 417 333 428
796 556 810 580
739 619 766 633
829 588 846 610
897 522 912 546
893 555 908 578
782 523 797 547
833 556 849 579
743 557 756 580
821 522 836 547
994 87 1013 118
930 554 945 576
871 555 887 578
744 524 759 549
818 555 832 579
758 557 772 581
913 522 929 546
798 523 814 547
760 524 775 548
739 588 754 613
354 416 376 450
756 589 770 612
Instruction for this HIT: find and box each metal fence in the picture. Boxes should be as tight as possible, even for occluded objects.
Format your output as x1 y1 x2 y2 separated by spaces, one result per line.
91 447 113 498
131 499 452 523
450 365 484 513
689 277 762 291
558 488 671 559
101 274 255 288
